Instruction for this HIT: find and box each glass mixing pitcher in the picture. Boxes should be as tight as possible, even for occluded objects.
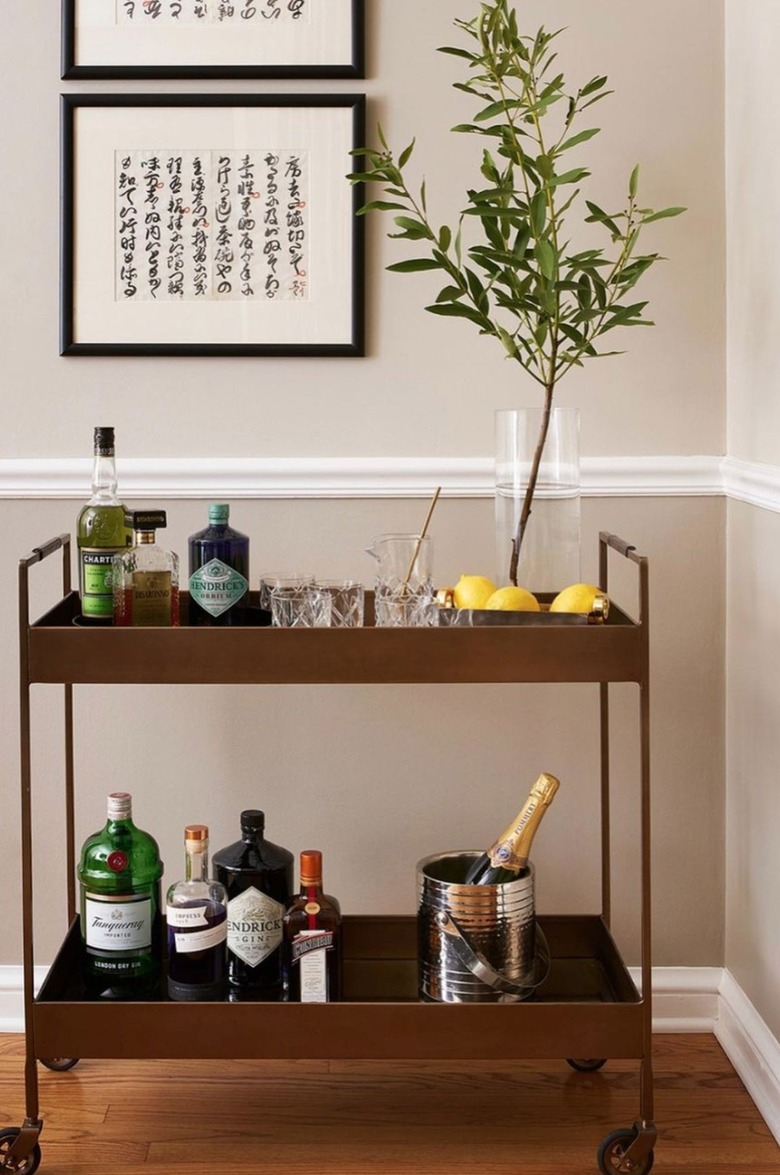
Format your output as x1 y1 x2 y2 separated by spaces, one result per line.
365 533 436 627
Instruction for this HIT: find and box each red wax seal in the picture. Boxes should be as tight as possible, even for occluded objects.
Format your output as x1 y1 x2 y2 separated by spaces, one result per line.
107 851 128 873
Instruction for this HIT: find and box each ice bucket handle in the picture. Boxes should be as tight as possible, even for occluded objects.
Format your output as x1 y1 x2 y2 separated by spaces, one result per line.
435 909 550 1000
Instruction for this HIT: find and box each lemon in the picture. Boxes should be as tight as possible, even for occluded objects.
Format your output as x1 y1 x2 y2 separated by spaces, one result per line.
453 574 498 610
485 586 540 612
549 583 607 614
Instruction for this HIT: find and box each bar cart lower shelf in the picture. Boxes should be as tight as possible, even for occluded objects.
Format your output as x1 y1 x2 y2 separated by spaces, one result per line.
36 914 642 1063
6 531 656 1175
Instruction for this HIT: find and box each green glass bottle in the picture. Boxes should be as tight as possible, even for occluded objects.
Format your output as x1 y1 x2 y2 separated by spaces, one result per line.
77 426 131 620
464 773 560 885
78 792 164 999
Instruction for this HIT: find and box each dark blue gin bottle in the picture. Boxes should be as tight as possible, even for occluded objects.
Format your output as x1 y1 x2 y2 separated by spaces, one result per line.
188 503 250 626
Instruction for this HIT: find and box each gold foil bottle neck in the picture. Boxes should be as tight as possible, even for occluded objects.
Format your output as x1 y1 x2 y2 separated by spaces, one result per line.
529 772 561 805
185 824 208 843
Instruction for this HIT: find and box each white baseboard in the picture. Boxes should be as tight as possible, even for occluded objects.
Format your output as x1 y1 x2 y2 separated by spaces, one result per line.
629 965 721 1032
0 967 47 1033
715 970 780 1146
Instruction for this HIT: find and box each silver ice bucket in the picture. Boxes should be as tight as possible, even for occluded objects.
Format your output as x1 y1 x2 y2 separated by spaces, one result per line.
417 851 548 1003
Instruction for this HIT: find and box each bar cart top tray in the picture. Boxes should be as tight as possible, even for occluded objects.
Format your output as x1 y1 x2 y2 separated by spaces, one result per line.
26 588 644 686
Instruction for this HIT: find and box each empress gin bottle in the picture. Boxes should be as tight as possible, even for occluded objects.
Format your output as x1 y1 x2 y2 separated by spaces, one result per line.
166 825 228 1002
283 851 343 1003
188 503 249 626
77 426 131 620
212 810 293 1000
77 792 163 999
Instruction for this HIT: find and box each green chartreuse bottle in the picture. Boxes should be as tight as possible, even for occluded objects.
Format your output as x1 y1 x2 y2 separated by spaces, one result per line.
464 773 560 885
78 792 163 999
77 426 132 621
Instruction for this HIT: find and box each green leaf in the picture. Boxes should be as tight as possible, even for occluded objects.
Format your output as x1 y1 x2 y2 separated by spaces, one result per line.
535 239 556 279
558 127 601 152
393 215 430 240
497 327 518 358
629 164 640 200
356 201 408 215
386 259 442 273
398 139 416 169
439 225 452 252
642 206 687 223
580 74 608 97
437 45 478 61
474 98 525 122
585 201 621 237
435 285 465 303
425 303 487 326
549 167 590 187
531 191 547 236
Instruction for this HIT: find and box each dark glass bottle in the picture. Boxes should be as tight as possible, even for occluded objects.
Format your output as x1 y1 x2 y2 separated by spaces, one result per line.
77 792 163 999
464 772 560 885
187 502 249 626
283 850 342 1003
77 426 132 621
166 825 227 1002
212 810 294 1000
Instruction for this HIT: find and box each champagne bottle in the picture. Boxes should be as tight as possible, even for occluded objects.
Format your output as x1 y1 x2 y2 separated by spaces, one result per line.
464 772 560 885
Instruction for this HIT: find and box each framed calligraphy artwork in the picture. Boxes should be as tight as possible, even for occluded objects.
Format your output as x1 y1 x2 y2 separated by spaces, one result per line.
61 94 365 357
62 0 364 79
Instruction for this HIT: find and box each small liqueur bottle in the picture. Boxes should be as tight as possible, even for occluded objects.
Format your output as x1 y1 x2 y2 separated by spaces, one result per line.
77 426 131 621
283 850 343 1003
212 810 293 1000
464 772 561 885
77 792 163 999
113 510 180 627
166 825 228 1002
188 503 250 626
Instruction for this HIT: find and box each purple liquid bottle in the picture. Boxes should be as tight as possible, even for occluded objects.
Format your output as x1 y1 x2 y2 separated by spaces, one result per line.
188 503 250 627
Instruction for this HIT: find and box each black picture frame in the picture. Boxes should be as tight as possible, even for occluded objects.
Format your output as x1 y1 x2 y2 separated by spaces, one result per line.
62 0 365 80
61 93 366 357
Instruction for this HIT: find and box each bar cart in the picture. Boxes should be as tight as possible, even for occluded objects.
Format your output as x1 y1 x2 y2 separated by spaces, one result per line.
4 531 654 1175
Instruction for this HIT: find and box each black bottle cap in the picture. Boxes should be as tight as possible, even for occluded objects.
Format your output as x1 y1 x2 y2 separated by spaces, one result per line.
94 426 115 455
240 809 265 834
127 509 167 532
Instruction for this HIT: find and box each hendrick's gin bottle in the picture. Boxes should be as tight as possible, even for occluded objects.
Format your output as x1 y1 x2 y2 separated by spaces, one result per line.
212 810 293 1000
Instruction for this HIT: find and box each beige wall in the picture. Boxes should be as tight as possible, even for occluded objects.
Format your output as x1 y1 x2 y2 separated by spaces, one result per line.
0 1 726 972
726 0 780 1038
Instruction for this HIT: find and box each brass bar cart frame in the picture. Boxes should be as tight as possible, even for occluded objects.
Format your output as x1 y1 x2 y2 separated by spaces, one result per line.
5 530 654 1175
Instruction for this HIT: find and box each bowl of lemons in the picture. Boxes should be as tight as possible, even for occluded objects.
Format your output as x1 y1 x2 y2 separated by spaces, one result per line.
437 576 609 626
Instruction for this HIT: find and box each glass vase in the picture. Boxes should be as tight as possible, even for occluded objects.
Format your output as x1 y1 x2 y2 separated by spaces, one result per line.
495 407 581 593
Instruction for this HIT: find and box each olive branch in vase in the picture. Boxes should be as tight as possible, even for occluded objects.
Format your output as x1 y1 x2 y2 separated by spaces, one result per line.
348 0 685 585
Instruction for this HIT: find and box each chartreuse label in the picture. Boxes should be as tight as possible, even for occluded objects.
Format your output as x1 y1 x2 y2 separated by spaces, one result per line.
189 558 248 618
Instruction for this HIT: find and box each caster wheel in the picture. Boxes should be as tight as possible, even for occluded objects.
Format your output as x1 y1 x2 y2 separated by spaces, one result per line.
597 1127 654 1175
567 1057 607 1072
0 1128 42 1174
40 1057 80 1071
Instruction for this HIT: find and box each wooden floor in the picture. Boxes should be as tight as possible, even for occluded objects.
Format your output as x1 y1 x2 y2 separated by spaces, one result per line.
1 1034 778 1174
